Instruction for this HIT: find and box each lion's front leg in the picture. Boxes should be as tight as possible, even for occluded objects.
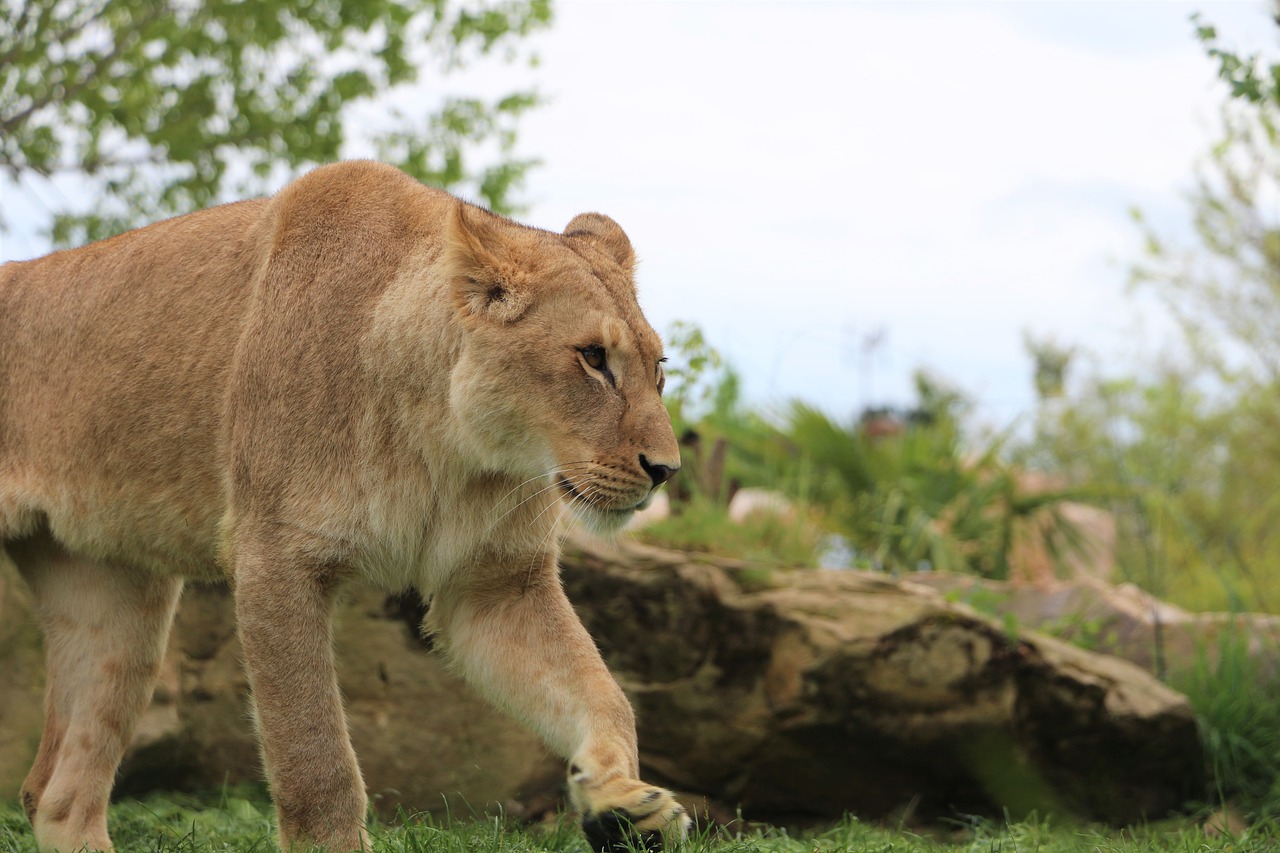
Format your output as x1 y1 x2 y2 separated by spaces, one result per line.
429 556 690 852
233 541 368 852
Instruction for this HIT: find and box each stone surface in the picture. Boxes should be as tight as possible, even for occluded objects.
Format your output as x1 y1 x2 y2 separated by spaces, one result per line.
562 538 1202 824
1007 472 1117 583
1 539 1204 825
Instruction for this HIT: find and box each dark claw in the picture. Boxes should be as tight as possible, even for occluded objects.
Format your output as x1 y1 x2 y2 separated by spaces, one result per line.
582 810 664 853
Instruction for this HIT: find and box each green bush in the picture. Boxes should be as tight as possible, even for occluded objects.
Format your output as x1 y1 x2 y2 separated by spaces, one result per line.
1173 626 1280 818
633 495 825 570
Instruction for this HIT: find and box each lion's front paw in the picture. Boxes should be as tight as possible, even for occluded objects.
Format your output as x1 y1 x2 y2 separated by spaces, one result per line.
576 779 691 852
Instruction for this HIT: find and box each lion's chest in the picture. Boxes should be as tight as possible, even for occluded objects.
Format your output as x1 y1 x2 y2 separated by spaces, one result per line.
354 479 546 593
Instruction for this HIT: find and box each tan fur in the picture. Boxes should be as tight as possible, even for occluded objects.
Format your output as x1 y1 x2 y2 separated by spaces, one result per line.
0 161 686 852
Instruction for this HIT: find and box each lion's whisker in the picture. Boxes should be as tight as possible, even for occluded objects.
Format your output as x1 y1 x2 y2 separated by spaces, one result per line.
495 461 595 510
492 479 567 530
521 504 569 592
488 462 601 533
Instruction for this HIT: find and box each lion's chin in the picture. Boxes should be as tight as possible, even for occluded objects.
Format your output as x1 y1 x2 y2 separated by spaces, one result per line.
569 503 637 536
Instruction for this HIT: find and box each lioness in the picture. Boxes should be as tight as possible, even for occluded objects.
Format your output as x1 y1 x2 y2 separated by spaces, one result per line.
0 161 689 852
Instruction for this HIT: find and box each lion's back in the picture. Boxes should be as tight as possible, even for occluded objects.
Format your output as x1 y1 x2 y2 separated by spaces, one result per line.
0 162 452 575
0 197 270 573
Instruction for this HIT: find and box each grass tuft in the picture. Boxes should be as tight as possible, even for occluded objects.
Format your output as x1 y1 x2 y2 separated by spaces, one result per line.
1171 623 1280 819
632 497 824 569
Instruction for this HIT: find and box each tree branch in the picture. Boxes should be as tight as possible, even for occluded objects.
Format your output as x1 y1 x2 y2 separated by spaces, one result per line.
0 12 150 143
0 0 114 70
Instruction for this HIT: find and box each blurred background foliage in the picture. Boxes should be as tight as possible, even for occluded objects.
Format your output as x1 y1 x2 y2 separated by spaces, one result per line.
1015 13 1280 614
0 0 551 244
643 13 1280 618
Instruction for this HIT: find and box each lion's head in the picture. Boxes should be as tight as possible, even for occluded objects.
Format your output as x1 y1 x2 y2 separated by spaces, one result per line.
440 202 679 533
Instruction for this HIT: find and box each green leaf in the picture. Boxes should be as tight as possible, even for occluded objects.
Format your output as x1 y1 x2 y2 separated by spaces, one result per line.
2 0 554 245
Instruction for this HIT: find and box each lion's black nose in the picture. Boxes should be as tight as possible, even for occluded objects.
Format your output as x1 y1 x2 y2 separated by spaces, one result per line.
639 455 678 487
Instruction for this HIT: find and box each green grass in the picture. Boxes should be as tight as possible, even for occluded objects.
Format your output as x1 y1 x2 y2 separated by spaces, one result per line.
1171 625 1280 819
632 497 824 569
3 789 1280 853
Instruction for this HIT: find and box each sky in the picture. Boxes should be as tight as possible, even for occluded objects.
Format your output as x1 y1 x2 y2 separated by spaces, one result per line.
3 1 1277 428
504 0 1278 427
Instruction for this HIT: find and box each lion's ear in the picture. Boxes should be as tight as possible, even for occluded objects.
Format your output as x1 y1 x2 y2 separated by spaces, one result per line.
564 213 634 270
443 202 529 323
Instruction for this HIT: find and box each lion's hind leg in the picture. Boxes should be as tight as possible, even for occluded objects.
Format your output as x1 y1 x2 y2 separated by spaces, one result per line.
10 531 182 853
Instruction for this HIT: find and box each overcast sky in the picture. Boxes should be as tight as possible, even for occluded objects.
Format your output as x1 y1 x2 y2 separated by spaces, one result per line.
508 0 1277 427
4 1 1277 429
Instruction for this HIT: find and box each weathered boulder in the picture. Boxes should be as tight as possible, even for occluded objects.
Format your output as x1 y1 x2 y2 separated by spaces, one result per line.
562 538 1202 824
0 539 1203 825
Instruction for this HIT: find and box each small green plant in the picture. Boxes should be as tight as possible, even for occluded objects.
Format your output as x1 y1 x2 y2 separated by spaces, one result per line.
785 374 1085 580
1031 611 1118 654
1173 624 1280 819
634 495 823 569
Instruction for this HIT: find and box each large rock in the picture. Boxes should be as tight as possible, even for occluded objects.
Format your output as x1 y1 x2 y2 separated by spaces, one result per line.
562 538 1202 824
1 540 1203 825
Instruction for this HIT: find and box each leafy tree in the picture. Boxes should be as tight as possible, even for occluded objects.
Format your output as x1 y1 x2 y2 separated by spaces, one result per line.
1023 11 1280 612
0 0 551 245
1134 12 1280 610
1195 9 1280 109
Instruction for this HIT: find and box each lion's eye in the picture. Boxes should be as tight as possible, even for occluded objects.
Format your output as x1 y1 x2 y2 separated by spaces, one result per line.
580 345 607 371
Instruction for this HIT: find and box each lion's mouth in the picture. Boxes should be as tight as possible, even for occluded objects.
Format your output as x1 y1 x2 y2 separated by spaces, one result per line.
556 477 643 516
